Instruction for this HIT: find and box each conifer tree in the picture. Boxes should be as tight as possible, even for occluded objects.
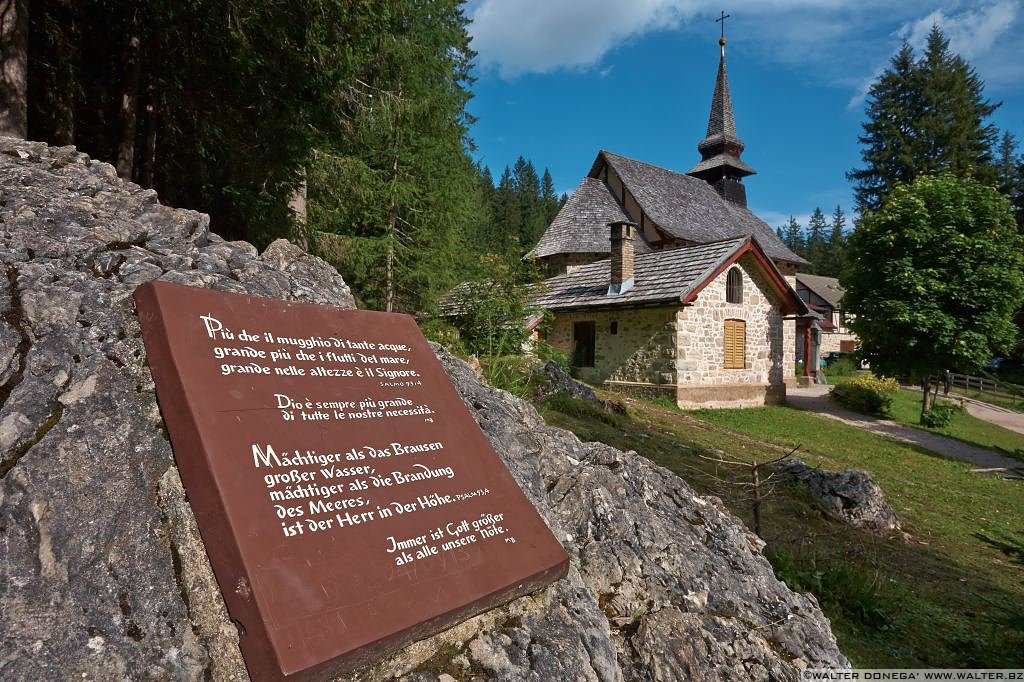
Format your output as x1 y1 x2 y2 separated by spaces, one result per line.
492 165 522 253
996 131 1024 226
783 216 804 257
816 205 847 278
805 208 828 272
513 156 546 248
848 27 999 213
540 168 560 224
308 0 484 313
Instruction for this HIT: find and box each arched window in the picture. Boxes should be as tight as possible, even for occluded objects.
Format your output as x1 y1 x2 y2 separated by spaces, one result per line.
726 267 743 304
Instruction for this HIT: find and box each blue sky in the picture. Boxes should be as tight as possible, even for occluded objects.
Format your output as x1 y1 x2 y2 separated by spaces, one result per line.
464 1 1024 231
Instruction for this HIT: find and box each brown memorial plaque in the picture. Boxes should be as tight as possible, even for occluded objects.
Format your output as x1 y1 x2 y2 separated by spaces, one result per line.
134 281 569 681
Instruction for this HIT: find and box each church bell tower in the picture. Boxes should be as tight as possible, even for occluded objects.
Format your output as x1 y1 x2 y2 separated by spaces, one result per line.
687 13 756 207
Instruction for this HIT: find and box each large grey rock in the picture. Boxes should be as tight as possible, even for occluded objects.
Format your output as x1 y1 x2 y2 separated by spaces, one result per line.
0 137 848 680
778 459 902 535
533 360 602 403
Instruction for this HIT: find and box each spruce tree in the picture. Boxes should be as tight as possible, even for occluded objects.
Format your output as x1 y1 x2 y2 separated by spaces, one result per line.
513 156 545 249
817 205 847 278
847 27 999 213
783 216 805 258
996 131 1024 226
916 27 998 185
308 0 485 313
805 207 828 272
493 166 522 254
540 168 560 224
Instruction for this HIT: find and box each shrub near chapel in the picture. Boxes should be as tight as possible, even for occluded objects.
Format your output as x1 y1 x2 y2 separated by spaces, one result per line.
831 375 900 417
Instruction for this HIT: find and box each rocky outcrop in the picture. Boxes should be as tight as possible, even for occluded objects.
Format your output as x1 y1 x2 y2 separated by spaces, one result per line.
778 459 902 536
532 361 626 416
0 138 847 680
534 360 602 403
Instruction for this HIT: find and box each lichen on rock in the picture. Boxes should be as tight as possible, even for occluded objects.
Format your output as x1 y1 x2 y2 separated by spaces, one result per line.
0 137 847 680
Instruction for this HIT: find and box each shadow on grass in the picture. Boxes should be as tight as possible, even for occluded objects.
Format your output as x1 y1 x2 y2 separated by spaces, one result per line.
539 395 1024 668
974 530 1024 567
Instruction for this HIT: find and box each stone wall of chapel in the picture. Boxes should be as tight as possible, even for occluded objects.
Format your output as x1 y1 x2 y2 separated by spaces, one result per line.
548 306 677 386
675 253 786 388
774 263 798 384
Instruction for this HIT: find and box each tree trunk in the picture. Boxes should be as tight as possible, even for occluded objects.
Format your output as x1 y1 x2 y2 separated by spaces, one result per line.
139 82 157 188
385 205 396 312
51 92 74 145
0 0 29 139
385 88 403 313
115 28 142 180
288 168 308 251
920 377 931 420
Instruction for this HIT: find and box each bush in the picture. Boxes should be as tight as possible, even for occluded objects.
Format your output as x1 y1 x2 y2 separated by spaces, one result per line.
830 374 900 416
447 252 544 358
480 355 540 398
823 356 859 379
533 337 569 371
921 400 965 427
419 319 466 354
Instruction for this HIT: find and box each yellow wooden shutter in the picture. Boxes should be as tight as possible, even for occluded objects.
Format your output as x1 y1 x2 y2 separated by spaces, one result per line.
724 319 746 369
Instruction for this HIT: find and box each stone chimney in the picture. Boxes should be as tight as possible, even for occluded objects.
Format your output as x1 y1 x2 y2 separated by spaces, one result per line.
608 220 637 295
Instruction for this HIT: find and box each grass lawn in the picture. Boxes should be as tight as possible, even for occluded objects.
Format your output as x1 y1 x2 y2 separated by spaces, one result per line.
953 388 1023 413
887 389 1024 462
539 394 1024 668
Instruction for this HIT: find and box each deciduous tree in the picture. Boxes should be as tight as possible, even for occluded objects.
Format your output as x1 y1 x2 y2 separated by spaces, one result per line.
843 174 1024 417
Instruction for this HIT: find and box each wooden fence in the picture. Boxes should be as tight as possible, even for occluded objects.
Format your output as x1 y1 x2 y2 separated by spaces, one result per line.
950 372 1022 395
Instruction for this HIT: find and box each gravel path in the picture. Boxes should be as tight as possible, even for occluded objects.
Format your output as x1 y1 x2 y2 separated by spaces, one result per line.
786 386 1024 479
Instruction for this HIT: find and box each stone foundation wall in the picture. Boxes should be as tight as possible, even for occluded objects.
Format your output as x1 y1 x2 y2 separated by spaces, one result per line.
677 383 786 409
548 306 677 386
601 380 676 402
675 254 786 395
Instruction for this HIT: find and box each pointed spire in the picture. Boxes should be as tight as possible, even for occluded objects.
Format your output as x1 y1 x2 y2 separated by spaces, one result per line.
688 15 755 206
700 48 741 150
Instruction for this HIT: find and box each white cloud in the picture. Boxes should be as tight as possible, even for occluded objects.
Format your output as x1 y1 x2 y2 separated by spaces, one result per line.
468 0 896 77
846 2 1022 108
469 0 697 77
899 1 1018 58
470 1 1024 100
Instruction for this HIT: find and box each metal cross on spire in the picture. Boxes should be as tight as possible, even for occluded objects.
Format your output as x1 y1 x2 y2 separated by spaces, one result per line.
716 10 730 57
716 11 730 38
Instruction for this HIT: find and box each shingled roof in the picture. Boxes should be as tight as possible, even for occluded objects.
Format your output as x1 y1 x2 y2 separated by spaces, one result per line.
530 235 804 314
796 273 845 308
687 45 754 181
590 151 807 265
529 177 653 258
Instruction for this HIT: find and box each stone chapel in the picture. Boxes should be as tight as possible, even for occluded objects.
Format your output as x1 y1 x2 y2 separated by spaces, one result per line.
528 31 812 408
